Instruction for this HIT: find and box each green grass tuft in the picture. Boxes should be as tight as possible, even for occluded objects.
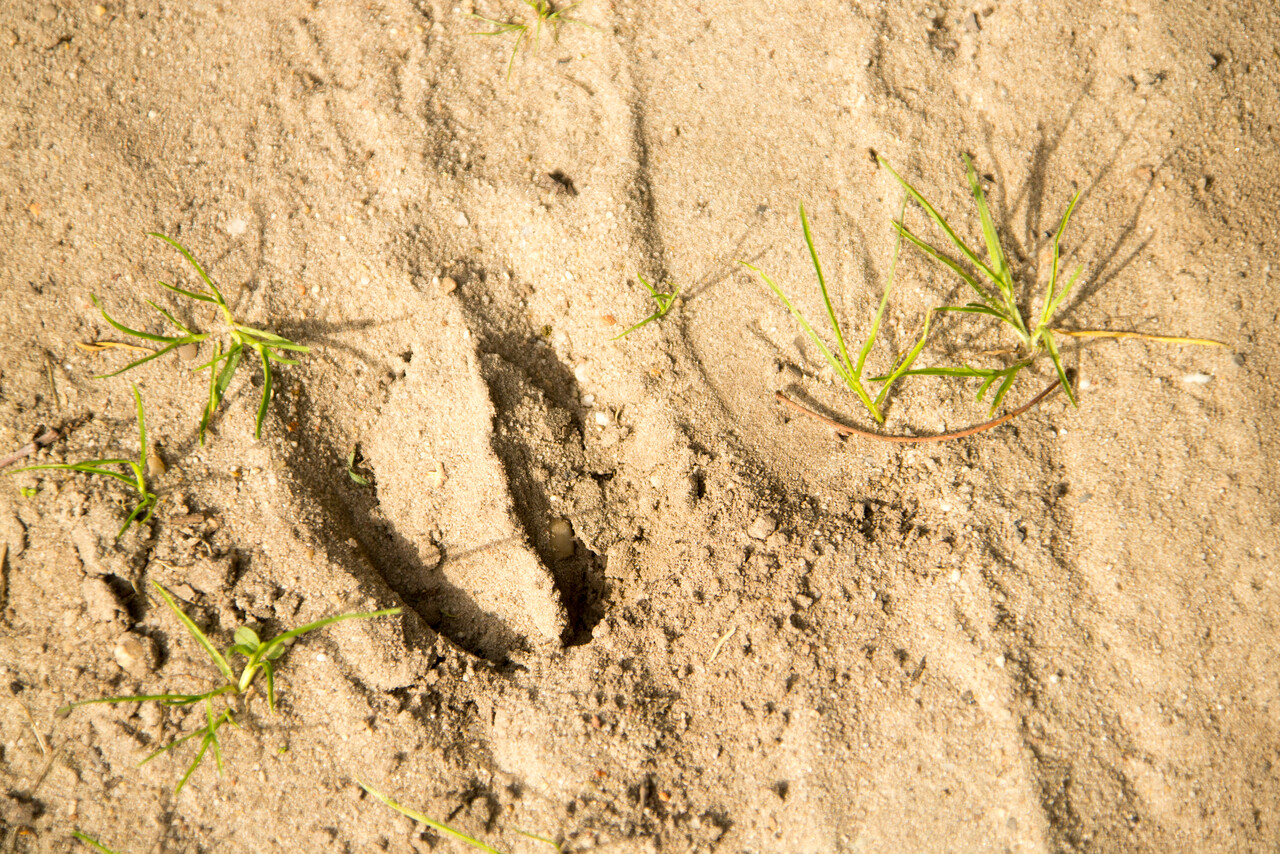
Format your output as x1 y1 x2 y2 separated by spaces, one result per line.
58 582 400 794
611 274 679 340
6 384 157 539
744 200 927 424
92 233 310 443
471 0 593 80
876 154 1081 411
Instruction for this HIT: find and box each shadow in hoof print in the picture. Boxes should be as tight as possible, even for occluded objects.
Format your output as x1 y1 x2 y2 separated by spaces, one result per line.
357 261 610 662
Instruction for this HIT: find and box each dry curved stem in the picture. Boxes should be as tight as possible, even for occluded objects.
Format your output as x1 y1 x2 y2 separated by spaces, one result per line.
774 377 1062 444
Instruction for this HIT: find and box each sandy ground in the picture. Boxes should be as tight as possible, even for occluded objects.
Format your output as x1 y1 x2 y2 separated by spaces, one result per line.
1 0 1279 851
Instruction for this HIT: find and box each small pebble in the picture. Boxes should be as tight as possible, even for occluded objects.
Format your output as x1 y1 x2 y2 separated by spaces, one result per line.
146 451 166 477
574 363 590 383
28 202 41 218
995 654 1006 668
113 634 154 676
426 461 446 489
177 342 200 362
581 394 596 406
549 517 574 560
454 211 469 228
1181 373 1212 384
594 410 612 426
437 276 457 295
226 217 247 236
94 4 108 16
747 514 777 541
38 4 56 22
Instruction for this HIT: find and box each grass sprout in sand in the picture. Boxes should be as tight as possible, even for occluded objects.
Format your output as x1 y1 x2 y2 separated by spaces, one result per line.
612 274 679 340
359 782 564 853
6 385 156 539
93 233 309 443
58 582 399 794
744 199 926 425
754 155 1224 439
876 153 1080 412
471 0 591 80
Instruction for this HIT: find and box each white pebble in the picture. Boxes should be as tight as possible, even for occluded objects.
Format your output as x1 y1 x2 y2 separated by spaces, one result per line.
574 363 590 383
594 411 612 426
995 654 1006 668
1182 372 1212 384
454 211 469 228
226 216 248 236
747 514 777 540
581 394 596 406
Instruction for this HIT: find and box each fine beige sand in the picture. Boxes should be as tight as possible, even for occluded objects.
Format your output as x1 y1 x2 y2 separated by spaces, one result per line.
2 0 1278 851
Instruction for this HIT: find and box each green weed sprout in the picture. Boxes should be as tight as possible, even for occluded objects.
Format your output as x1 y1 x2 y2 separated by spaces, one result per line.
58 581 400 794
358 782 563 853
359 781 505 853
72 831 123 854
471 1 590 80
877 154 1079 411
93 233 309 443
744 201 929 424
612 274 679 340
6 385 156 539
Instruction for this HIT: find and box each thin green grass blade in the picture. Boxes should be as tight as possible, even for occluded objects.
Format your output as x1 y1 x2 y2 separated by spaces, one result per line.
962 154 1013 298
92 341 182 379
261 659 276 711
131 385 147 466
173 736 211 795
254 346 272 439
92 296 183 344
257 608 402 660
877 156 999 284
1047 263 1084 323
610 311 662 340
152 582 235 682
358 781 505 854
1043 330 1077 406
800 204 854 378
148 233 227 305
741 262 853 387
1040 192 1082 334
988 369 1020 412
636 274 659 298
7 463 137 487
72 831 122 854
235 327 309 349
145 300 195 335
891 221 998 308
59 692 216 717
873 310 933 408
262 351 300 365
157 280 217 304
140 725 208 765
855 196 907 379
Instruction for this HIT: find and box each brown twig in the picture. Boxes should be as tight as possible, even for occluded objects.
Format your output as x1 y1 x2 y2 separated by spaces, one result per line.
0 428 62 470
775 378 1062 443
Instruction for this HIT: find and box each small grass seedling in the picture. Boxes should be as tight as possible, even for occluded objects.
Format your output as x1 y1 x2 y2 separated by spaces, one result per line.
59 581 400 794
744 200 929 424
471 0 591 80
612 274 679 340
6 385 156 539
876 154 1079 412
72 831 123 854
359 782 564 853
93 233 309 443
346 447 372 487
